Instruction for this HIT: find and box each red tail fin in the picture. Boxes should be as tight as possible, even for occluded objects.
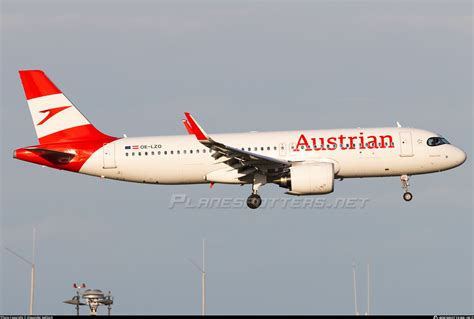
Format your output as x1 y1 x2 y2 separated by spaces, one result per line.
19 70 114 144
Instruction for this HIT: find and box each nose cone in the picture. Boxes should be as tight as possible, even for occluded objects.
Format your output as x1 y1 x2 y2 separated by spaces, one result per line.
452 147 467 167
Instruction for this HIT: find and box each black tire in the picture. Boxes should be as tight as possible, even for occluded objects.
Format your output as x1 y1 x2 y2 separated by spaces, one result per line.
247 194 262 209
403 192 413 201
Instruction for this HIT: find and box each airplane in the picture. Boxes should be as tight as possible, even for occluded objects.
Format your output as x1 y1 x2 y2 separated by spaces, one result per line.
13 70 467 209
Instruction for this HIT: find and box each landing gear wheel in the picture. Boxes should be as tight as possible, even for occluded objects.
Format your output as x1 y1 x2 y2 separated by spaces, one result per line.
400 175 413 202
403 192 413 202
247 194 262 209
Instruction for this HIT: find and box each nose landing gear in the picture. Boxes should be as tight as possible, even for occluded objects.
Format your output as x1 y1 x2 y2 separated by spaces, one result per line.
403 191 413 201
400 175 413 201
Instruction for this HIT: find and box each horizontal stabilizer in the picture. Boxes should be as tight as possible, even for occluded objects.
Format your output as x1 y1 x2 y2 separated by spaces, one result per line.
24 148 76 165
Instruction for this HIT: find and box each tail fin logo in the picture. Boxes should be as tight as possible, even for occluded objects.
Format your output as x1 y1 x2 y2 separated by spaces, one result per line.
37 106 71 125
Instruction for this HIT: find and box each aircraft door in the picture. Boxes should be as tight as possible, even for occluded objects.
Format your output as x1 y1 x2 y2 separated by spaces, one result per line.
399 131 414 157
103 142 117 168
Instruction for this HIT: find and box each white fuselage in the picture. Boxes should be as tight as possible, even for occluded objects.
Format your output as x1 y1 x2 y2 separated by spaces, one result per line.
80 127 466 185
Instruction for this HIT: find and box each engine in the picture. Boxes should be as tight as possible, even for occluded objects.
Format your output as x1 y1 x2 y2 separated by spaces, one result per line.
274 162 334 195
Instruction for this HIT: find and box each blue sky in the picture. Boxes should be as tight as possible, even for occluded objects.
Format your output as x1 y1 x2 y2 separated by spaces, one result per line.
1 1 472 314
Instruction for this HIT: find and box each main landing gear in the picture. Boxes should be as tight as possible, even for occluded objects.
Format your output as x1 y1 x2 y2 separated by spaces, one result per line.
247 193 262 209
400 174 413 202
247 174 265 209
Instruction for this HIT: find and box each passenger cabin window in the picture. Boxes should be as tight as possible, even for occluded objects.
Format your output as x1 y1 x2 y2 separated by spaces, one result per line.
427 137 450 147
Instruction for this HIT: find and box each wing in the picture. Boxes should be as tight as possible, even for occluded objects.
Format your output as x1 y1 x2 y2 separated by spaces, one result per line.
184 112 290 180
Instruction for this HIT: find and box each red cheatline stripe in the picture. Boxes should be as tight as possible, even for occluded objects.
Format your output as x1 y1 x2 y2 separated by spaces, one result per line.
19 70 62 100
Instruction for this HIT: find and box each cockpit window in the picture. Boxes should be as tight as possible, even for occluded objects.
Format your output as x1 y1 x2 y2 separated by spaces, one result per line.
427 137 450 147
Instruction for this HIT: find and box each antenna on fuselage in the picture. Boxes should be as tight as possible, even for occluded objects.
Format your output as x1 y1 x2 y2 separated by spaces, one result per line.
396 121 402 128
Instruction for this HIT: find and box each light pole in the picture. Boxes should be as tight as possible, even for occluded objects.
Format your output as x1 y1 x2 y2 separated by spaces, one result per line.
366 261 370 316
188 238 206 316
352 259 371 316
202 238 206 316
352 260 359 316
4 227 36 315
